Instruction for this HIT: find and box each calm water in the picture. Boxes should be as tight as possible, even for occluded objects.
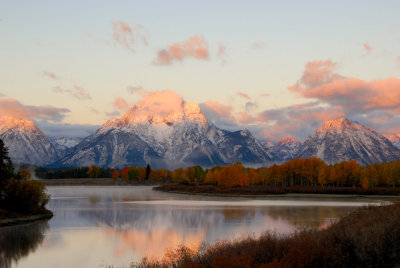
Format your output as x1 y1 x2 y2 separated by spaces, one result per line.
0 186 388 268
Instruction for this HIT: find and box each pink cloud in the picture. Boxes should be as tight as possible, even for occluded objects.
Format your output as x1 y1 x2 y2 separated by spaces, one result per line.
237 92 250 100
364 43 372 53
201 101 234 118
42 71 60 80
154 35 209 65
52 86 91 100
289 60 400 115
113 97 129 110
260 93 270 97
112 21 148 52
0 93 5 98
0 98 70 122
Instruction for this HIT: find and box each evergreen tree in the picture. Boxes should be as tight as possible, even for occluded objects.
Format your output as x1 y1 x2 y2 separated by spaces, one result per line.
0 139 14 188
145 163 151 180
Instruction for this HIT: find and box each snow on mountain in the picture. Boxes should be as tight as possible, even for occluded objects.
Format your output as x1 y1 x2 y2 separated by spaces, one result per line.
383 134 400 149
57 91 274 168
296 118 400 165
0 116 62 165
271 136 301 162
54 137 83 149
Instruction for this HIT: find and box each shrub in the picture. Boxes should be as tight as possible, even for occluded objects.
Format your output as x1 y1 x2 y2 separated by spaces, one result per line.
1 178 50 213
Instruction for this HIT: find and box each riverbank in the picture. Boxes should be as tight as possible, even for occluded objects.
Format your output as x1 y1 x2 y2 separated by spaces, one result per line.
0 208 53 227
40 178 159 186
154 184 400 197
134 202 400 267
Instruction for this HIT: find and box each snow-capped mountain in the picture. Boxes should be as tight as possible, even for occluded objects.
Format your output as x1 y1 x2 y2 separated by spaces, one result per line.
271 136 301 162
383 134 400 149
296 118 400 165
53 137 83 149
0 116 62 165
57 91 274 168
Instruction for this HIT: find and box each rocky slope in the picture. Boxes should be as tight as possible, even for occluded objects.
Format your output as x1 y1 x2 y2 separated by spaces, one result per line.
271 136 301 162
0 116 62 165
57 91 274 168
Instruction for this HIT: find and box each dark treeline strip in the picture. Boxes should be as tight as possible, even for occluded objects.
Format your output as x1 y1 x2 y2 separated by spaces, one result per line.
154 184 400 196
133 202 400 268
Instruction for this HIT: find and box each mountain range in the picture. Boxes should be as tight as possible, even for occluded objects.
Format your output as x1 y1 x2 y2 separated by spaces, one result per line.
1 92 400 168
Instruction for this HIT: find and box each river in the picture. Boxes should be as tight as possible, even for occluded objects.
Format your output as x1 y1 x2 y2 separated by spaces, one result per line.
0 186 390 268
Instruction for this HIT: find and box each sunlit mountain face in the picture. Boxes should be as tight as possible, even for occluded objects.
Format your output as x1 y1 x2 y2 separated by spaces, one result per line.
57 91 274 169
297 118 400 165
0 116 62 165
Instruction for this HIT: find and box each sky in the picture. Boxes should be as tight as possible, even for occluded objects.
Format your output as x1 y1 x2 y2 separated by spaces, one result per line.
0 0 400 141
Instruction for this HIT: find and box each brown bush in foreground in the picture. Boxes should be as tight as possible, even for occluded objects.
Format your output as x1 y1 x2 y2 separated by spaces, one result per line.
133 203 400 268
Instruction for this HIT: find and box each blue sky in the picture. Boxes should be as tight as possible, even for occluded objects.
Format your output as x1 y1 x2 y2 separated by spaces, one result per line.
0 1 400 140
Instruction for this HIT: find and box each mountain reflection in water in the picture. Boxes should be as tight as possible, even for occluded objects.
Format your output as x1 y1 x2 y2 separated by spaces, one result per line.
8 186 381 268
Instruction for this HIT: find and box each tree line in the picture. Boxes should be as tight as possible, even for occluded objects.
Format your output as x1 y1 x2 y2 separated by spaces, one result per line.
40 157 400 189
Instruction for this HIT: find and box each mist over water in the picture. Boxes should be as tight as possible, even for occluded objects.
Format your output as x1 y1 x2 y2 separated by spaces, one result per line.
1 186 385 268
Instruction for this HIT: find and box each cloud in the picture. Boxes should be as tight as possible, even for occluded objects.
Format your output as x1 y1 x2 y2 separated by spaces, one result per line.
397 56 400 68
42 71 60 80
52 85 91 100
289 60 400 115
245 102 257 113
199 101 238 129
112 21 148 52
251 42 267 49
0 98 70 122
0 93 5 98
364 43 372 53
113 97 129 110
154 35 209 65
127 85 145 95
105 110 121 118
216 44 227 65
255 102 345 141
89 108 100 115
35 121 99 138
260 93 270 97
237 92 250 100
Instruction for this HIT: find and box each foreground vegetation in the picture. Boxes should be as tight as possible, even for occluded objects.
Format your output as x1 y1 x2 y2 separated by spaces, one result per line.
132 202 400 268
0 139 52 225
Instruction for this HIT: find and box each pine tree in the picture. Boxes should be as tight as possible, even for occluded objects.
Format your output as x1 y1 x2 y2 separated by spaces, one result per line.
0 139 14 188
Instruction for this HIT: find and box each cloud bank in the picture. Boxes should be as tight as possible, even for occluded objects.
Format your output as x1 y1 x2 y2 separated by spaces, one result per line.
0 98 70 122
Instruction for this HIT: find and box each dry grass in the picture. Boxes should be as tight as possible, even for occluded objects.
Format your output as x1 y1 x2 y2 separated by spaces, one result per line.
133 202 400 268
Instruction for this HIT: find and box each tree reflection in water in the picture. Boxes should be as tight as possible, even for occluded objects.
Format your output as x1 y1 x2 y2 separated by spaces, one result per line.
0 220 49 268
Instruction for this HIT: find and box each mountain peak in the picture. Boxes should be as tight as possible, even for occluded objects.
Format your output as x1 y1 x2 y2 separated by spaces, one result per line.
318 118 364 132
105 90 207 128
277 136 299 145
298 118 400 165
0 116 40 133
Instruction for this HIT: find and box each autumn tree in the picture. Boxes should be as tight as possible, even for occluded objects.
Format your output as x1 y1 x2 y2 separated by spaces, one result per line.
19 169 32 180
111 169 120 181
87 165 101 178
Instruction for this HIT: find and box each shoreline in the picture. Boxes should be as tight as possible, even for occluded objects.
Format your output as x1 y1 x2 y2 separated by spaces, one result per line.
40 178 159 186
0 210 53 227
153 184 400 200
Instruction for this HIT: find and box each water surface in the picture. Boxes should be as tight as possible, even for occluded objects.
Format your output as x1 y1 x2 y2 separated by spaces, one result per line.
0 186 388 268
